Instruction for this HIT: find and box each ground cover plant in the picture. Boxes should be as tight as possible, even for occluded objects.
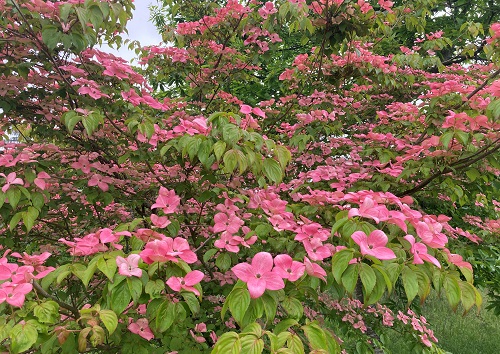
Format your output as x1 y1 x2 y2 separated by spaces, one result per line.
0 0 499 353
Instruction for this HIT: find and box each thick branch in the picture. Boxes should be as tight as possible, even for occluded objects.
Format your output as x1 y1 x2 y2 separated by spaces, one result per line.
32 281 81 320
397 139 500 196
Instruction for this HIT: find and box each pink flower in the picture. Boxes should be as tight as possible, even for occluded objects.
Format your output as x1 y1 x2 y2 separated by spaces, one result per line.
151 187 180 214
442 249 472 270
273 254 305 281
0 172 23 193
404 235 440 268
88 173 112 192
303 239 332 261
240 104 252 114
71 155 92 174
166 270 204 296
214 232 240 253
116 254 143 277
0 282 33 307
414 217 447 248
11 252 51 270
166 237 198 263
194 323 207 332
151 214 171 228
213 213 244 234
303 257 327 282
348 197 389 224
351 230 396 260
258 2 277 19
232 252 284 298
34 171 50 190
190 330 206 343
128 318 154 341
140 239 171 264
378 0 394 11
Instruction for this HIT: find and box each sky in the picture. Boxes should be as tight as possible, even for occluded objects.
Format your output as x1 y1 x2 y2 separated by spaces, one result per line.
99 0 163 62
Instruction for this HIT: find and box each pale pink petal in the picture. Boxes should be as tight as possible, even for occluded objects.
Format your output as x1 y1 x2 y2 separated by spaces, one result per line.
261 273 285 290
369 247 396 260
232 263 254 282
166 276 182 292
251 252 274 274
367 230 388 248
247 278 266 298
240 105 252 114
184 270 204 286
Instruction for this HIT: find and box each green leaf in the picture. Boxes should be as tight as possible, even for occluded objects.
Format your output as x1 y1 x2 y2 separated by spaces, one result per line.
97 256 117 281
384 263 403 287
10 321 38 354
223 123 241 145
228 287 251 325
466 168 480 182
110 280 131 314
459 265 474 283
72 262 98 288
330 217 348 237
440 131 454 148
62 111 81 134
145 279 165 298
261 292 277 323
443 274 461 311
216 252 232 271
181 291 200 314
9 212 23 231
6 188 21 209
78 327 91 352
402 266 419 304
274 145 291 169
223 149 239 174
301 322 327 351
263 158 283 184
341 264 359 295
212 332 241 354
365 269 387 305
41 25 60 50
88 4 104 29
127 277 143 302
281 297 303 320
203 248 218 263
242 323 262 337
332 249 354 283
359 263 377 296
22 206 39 231
59 3 73 22
459 281 476 314
213 141 227 161
34 301 59 324
82 112 103 136
287 334 305 354
240 334 264 354
267 332 290 352
155 299 176 333
99 310 118 335
274 319 298 335
372 264 392 293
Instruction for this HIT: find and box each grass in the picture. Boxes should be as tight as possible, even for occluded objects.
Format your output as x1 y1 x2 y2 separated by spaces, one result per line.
385 291 500 354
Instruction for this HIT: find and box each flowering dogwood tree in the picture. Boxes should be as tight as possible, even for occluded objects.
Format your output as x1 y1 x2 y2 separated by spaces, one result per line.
1 0 499 353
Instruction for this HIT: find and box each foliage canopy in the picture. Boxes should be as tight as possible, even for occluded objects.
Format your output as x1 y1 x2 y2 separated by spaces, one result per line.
0 0 499 353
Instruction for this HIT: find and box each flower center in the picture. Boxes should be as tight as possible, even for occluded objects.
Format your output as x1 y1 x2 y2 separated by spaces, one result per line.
255 273 261 279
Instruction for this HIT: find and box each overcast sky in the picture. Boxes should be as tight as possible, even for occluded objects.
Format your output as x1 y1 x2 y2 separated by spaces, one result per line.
100 0 163 62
